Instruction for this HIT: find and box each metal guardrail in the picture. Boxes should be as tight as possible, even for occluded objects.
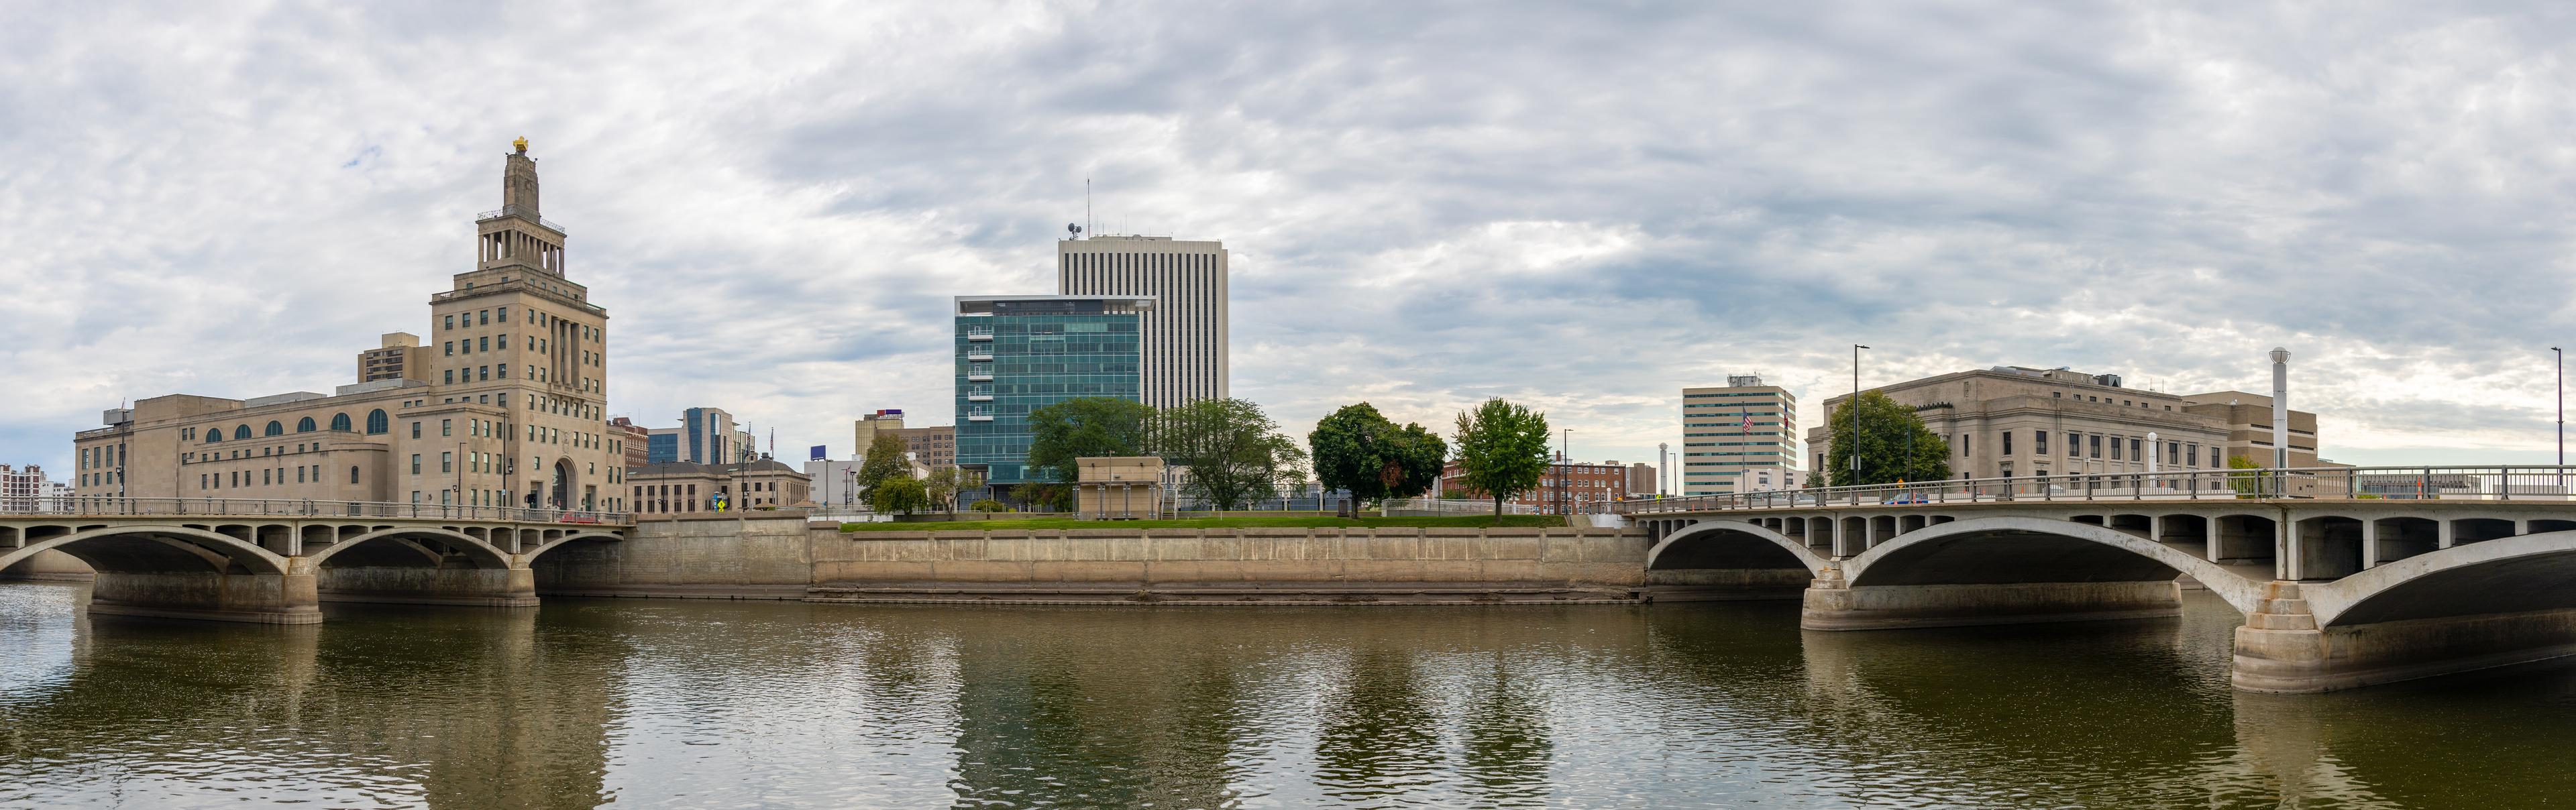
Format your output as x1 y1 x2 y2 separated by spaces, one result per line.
0 496 631 524
1611 465 2576 515
475 205 566 234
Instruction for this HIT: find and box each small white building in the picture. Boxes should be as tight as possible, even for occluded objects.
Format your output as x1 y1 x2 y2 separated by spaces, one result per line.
1733 466 1805 494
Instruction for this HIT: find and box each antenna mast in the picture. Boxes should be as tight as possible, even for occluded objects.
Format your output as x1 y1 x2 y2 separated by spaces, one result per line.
1085 177 1092 239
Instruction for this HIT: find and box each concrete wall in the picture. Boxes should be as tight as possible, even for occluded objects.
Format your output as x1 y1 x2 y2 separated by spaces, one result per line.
0 548 96 581
530 515 812 599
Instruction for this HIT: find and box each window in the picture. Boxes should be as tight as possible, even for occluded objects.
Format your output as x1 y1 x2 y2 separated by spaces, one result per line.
331 412 352 432
499 306 509 323
461 339 471 355
441 453 453 473
351 466 360 484
498 335 508 350
2110 437 2122 460
412 421 422 439
445 341 455 356
2089 435 2102 458
480 309 490 325
206 428 222 443
445 314 455 331
2130 438 2141 461
480 365 490 381
2067 432 2080 457
229 424 250 441
411 454 421 474
2167 442 2180 465
265 420 284 437
366 410 389 435
2188 445 2200 467
480 337 489 353
297 416 316 432
297 467 306 483
442 419 452 437
2002 432 2013 456
444 369 455 385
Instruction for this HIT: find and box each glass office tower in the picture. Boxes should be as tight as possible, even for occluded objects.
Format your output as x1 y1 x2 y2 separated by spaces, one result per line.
953 295 1152 489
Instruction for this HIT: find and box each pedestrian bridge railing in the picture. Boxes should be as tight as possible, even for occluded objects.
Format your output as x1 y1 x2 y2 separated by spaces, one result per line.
1612 465 2576 515
0 496 631 525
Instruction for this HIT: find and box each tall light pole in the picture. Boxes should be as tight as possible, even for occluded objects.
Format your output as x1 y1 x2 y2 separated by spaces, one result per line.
1560 428 1573 516
2554 347 2564 468
2269 347 2291 470
1851 345 1870 485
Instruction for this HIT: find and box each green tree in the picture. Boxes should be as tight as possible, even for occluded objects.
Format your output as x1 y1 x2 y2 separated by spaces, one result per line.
924 467 981 512
1451 398 1550 518
2227 455 2267 498
1309 402 1451 514
869 475 930 515
856 432 913 494
1160 398 1307 512
1822 391 1951 487
1024 397 1159 484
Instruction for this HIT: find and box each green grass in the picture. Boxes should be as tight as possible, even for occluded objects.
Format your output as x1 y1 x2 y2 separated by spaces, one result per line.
839 515 1564 532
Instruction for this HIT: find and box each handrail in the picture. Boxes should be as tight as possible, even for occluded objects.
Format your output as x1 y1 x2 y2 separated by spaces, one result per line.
0 496 632 524
474 205 566 234
1611 465 2576 515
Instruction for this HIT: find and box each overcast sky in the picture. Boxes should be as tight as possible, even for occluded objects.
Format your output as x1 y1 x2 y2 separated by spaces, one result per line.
5 1 2574 482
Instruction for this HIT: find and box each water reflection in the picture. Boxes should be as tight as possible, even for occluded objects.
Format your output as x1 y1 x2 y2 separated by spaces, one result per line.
11 583 2576 807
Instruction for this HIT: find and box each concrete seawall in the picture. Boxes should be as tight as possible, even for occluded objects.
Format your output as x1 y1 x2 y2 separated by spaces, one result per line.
526 516 1650 605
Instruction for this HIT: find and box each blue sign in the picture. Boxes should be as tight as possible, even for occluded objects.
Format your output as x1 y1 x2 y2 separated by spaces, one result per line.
809 445 827 461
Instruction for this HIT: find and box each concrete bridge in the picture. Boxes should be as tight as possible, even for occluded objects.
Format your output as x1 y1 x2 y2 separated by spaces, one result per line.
1619 467 2576 693
0 498 628 624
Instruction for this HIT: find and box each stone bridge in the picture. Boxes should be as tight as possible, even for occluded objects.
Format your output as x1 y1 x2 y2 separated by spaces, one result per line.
1626 489 2576 693
0 500 628 624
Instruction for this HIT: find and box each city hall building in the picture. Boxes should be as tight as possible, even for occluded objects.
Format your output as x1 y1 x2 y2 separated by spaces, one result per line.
70 141 629 512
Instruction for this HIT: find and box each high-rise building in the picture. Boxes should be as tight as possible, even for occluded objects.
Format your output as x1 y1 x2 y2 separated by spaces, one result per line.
643 407 749 465
1681 375 1800 496
953 294 1149 489
606 416 651 469
357 333 430 383
1 464 48 512
70 140 628 512
1056 235 1228 408
853 409 905 455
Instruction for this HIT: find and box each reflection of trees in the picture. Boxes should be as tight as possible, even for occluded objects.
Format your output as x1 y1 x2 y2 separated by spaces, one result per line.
1312 647 1444 801
1456 655 1553 807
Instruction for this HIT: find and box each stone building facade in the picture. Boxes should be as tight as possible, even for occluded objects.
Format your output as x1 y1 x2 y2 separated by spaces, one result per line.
627 459 811 516
70 141 628 512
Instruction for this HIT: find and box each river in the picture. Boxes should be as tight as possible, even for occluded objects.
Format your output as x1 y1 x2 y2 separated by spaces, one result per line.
5 583 2575 808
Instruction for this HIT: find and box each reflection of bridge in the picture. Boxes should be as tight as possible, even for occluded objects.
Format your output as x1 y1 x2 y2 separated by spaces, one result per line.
0 498 629 624
1619 467 2576 693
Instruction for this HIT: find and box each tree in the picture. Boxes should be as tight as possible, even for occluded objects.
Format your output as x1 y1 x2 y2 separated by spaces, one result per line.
856 432 912 494
1160 398 1307 512
1822 391 1951 487
869 475 930 515
1025 397 1159 485
1309 402 1453 515
924 467 980 512
1452 398 1551 518
2227 455 2267 498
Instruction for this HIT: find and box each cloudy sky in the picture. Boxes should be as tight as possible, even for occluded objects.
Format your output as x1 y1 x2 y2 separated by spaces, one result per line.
5 1 2574 482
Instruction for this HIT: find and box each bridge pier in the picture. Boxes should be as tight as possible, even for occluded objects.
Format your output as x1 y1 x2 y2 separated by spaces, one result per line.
317 564 539 608
2233 581 2576 693
89 564 322 624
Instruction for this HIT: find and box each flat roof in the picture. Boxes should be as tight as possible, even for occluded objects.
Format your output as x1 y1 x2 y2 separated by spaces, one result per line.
952 294 1157 304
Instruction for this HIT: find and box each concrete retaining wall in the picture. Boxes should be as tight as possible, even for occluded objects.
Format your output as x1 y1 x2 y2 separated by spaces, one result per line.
529 516 815 599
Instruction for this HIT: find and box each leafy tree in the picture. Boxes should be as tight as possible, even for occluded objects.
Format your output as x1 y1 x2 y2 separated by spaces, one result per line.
924 467 980 512
1025 397 1159 484
1160 398 1307 512
2227 455 2267 498
969 498 1009 512
1309 402 1450 515
856 432 913 494
1821 391 1951 487
869 475 930 515
1452 398 1551 518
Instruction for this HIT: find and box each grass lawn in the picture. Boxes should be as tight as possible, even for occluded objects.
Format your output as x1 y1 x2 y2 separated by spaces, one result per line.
839 514 1566 532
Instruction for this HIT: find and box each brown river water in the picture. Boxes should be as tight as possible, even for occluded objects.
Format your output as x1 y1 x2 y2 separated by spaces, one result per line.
4 583 2574 808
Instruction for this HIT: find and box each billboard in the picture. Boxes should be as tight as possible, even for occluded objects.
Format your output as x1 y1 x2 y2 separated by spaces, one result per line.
809 445 827 461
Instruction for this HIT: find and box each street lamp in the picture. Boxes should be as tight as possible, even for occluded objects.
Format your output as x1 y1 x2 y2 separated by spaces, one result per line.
1851 345 1870 485
1560 429 1572 516
2554 347 2564 468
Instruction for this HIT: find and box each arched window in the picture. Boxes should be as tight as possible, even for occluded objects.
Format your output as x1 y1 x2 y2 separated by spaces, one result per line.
265 420 284 437
205 428 223 443
297 416 317 432
365 409 389 435
330 412 352 432
233 425 252 441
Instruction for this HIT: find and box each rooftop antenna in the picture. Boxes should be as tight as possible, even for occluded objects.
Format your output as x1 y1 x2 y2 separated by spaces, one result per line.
1085 177 1092 239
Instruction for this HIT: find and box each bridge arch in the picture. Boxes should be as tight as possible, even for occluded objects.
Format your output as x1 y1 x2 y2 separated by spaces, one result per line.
306 526 513 570
519 531 625 565
0 525 290 576
2307 529 2576 627
1645 520 1830 575
1841 516 2262 615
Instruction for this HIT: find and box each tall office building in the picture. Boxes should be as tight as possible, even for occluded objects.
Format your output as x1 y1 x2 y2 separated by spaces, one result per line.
72 140 627 511
1056 235 1228 408
1680 375 1801 496
953 294 1150 490
357 333 429 383
643 406 747 465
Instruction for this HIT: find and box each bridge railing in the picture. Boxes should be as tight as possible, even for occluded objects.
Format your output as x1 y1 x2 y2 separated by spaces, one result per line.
1611 465 2576 515
0 496 631 525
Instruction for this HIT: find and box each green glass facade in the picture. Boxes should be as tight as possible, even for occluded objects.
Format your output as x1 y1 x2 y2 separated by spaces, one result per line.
955 296 1148 485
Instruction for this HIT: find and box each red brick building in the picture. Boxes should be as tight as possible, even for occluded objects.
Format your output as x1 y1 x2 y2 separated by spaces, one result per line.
1436 455 1629 514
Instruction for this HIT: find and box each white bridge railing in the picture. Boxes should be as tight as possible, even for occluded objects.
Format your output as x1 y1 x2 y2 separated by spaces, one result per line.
1381 498 1542 516
0 496 630 525
1612 466 2576 516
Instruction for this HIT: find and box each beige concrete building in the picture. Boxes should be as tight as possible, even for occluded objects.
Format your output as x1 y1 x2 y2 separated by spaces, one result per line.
1807 366 2247 483
1682 375 1800 496
71 141 628 512
2181 391 2326 468
1075 456 1166 520
627 459 811 516
358 333 430 383
851 410 956 470
1057 234 1229 408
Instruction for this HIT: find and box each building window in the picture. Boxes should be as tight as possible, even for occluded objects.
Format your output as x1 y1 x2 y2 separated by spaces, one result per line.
206 428 221 443
2130 438 2142 461
499 306 509 323
479 337 489 353
480 309 490 325
2066 433 2079 457
411 455 421 475
445 369 455 385
2188 445 2199 467
445 341 455 356
445 314 455 331
2167 442 2180 465
366 410 389 435
331 412 352 432
297 416 316 432
2110 437 2122 461
413 421 423 439
2002 432 2013 456
442 419 452 437
265 420 284 437
442 453 453 473
2089 435 2102 458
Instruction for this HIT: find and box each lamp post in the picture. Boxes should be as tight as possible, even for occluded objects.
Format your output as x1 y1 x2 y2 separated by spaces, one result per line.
2555 347 2564 467
1559 429 1572 516
1851 344 1870 485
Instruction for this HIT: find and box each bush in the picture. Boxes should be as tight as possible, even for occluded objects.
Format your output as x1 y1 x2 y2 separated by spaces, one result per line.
970 498 1009 513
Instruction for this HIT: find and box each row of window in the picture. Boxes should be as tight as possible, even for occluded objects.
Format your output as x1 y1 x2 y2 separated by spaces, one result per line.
1981 430 2208 466
193 412 385 443
197 466 359 490
80 444 123 470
